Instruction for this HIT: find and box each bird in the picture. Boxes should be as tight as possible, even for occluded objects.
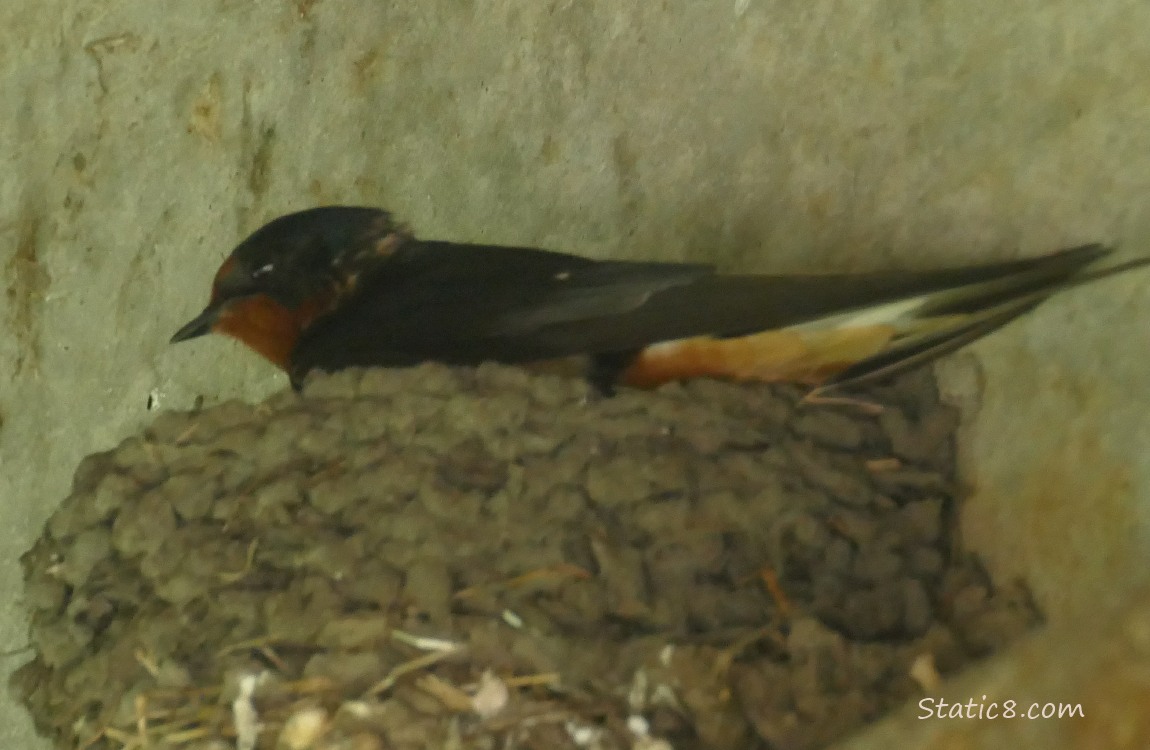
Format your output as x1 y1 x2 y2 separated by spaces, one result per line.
171 206 1150 396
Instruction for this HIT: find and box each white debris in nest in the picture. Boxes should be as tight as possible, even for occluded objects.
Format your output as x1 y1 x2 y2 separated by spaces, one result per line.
566 720 605 749
390 629 461 652
628 714 673 750
470 669 509 719
910 652 942 693
650 683 682 710
277 706 330 750
632 734 674 750
232 673 267 750
338 700 373 719
501 608 524 628
627 668 648 712
627 714 649 738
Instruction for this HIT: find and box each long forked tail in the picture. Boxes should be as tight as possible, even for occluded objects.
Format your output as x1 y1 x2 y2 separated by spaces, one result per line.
620 244 1150 392
816 249 1150 392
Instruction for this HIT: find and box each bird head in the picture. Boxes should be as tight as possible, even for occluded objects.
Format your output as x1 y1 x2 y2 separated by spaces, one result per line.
170 206 409 368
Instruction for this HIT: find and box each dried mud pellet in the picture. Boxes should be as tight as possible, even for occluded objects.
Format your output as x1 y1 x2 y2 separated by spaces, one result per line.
791 410 866 450
908 546 946 577
303 651 384 693
871 467 950 496
111 493 175 557
163 471 217 521
897 498 945 544
584 456 654 508
789 442 875 507
731 662 803 750
92 472 142 522
59 528 111 588
23 575 67 614
590 536 652 622
403 557 453 623
902 579 934 635
145 411 198 445
852 547 903 583
32 620 92 669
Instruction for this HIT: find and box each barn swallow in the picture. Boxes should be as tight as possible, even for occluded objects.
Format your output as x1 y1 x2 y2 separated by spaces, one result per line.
171 206 1150 395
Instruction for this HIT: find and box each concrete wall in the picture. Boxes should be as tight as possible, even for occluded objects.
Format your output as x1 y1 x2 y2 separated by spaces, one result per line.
3 2 1150 746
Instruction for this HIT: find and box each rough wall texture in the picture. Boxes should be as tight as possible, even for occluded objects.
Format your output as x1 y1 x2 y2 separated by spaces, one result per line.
3 2 1150 748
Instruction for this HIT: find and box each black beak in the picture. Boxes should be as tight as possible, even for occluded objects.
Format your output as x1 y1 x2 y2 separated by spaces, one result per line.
170 306 219 343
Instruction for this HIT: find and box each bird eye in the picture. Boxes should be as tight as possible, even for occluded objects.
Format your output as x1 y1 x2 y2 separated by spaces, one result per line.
252 263 275 277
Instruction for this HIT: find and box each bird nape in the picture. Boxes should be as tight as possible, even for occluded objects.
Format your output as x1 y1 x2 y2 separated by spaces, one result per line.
170 206 1150 394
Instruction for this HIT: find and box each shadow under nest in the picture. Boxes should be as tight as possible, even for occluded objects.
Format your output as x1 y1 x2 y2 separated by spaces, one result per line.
14 362 1037 750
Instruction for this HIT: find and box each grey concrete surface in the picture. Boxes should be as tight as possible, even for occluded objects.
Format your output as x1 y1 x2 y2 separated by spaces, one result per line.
3 1 1150 747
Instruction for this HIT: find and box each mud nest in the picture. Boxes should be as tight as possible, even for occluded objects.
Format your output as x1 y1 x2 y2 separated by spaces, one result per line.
14 363 1039 750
